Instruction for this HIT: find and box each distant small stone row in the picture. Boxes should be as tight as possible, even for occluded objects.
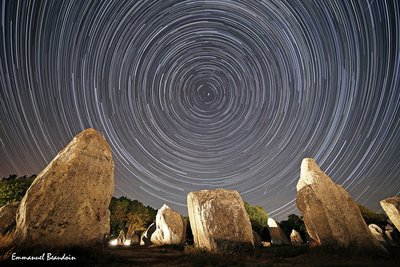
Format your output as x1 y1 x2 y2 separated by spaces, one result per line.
1 128 399 256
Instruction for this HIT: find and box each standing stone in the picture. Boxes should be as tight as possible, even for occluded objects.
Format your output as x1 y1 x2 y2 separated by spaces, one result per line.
268 218 290 245
140 223 156 246
253 231 262 247
14 128 114 248
290 229 303 246
384 225 400 246
380 197 400 232
117 230 126 246
187 189 254 254
130 233 141 245
296 158 386 253
368 224 387 246
150 204 186 246
0 201 20 234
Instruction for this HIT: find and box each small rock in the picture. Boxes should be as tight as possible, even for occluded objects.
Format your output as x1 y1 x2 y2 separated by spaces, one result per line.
290 229 303 246
261 241 271 247
117 230 126 245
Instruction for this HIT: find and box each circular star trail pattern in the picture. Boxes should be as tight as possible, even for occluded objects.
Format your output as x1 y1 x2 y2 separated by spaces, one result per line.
1 0 399 219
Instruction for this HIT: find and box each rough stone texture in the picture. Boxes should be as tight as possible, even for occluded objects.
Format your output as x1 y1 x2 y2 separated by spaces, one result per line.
296 158 386 253
267 218 290 245
290 229 303 246
368 224 387 246
187 189 254 254
150 204 186 246
14 128 114 248
0 201 20 234
140 223 156 246
380 197 400 232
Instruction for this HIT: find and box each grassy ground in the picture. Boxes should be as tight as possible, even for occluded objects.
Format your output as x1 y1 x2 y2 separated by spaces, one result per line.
1 243 400 266
106 244 400 267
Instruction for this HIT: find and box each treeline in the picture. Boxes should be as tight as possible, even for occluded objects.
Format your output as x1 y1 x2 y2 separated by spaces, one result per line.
109 196 157 236
0 174 36 206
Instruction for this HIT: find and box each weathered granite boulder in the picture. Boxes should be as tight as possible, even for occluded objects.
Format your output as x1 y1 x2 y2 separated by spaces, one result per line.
290 229 303 246
268 218 290 245
296 158 386 253
150 204 186 246
380 197 400 232
0 201 20 234
14 128 114 248
140 223 156 246
368 224 387 246
187 189 254 254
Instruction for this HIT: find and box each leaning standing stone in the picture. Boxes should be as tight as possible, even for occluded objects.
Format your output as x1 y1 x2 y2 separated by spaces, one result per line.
296 158 386 253
14 128 114 248
380 197 400 232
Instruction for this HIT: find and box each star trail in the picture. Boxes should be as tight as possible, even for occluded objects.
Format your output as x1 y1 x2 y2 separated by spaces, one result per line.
0 0 399 220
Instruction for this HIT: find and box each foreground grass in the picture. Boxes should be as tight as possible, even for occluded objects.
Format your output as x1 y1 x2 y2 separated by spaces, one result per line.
1 243 400 266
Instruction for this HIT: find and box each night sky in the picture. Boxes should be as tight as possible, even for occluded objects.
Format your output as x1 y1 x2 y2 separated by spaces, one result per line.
0 0 399 221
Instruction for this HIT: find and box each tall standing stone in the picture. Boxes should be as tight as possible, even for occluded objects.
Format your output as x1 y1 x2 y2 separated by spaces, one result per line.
380 197 400 232
296 158 386 253
15 128 114 248
368 224 388 246
267 218 290 245
187 189 254 254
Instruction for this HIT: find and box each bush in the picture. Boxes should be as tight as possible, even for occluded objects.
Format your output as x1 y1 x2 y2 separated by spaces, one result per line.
244 202 269 240
109 196 157 235
0 174 36 206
